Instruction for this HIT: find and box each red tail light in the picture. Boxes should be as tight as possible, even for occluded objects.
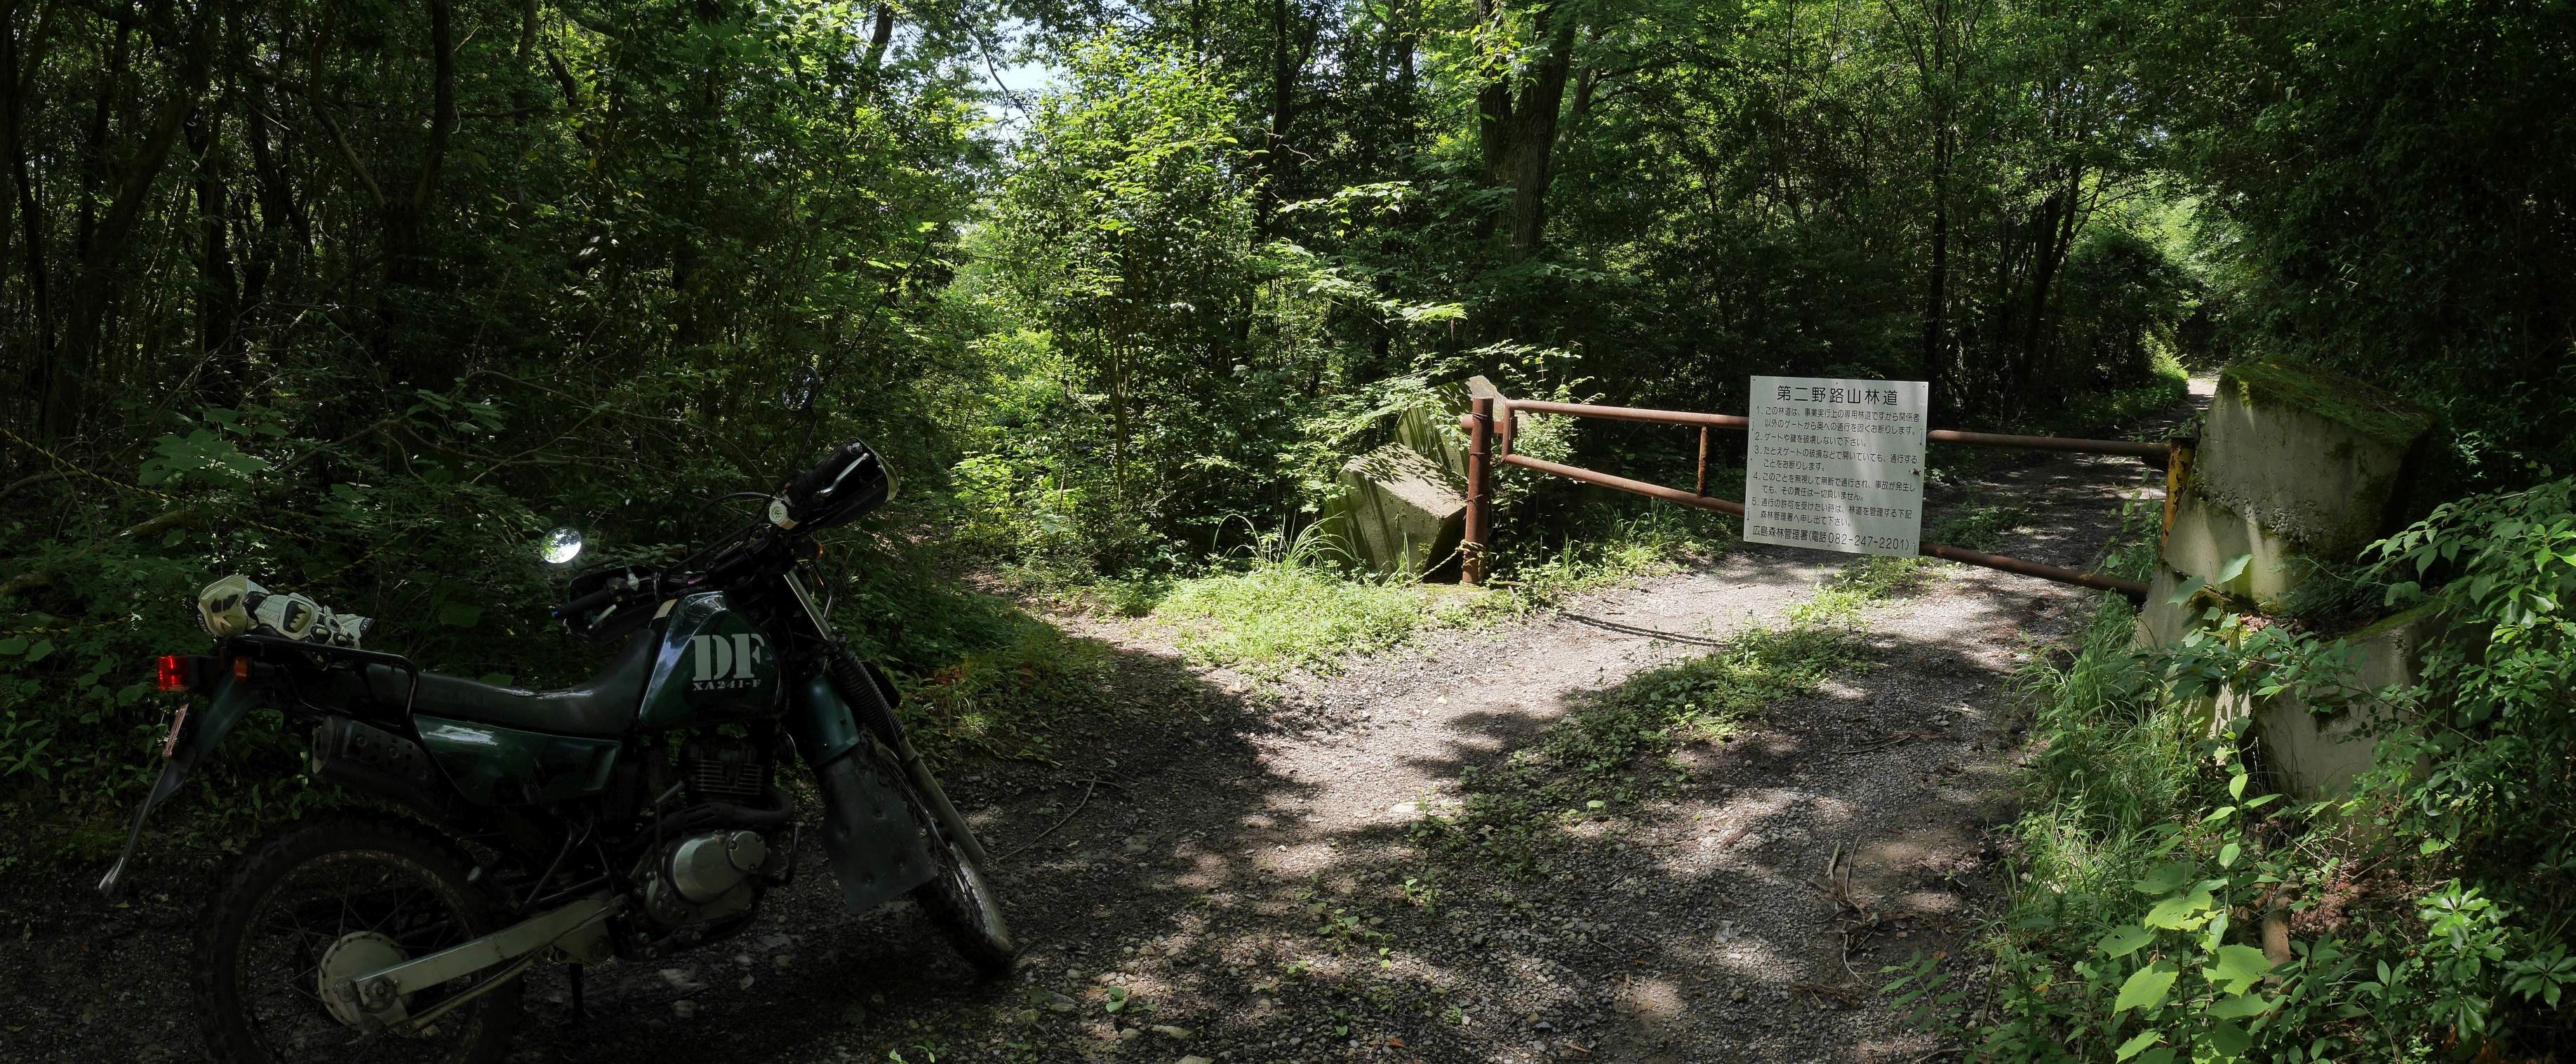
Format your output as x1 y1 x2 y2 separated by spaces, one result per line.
156 654 187 693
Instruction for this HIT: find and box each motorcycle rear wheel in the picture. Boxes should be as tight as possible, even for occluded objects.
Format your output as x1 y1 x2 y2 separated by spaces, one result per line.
194 815 523 1064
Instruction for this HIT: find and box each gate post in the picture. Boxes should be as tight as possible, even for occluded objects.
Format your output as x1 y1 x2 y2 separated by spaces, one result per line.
1462 396 1495 585
2163 434 2196 545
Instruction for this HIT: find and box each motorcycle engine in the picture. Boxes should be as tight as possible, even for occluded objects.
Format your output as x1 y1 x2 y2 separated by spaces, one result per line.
637 736 778 927
641 829 768 926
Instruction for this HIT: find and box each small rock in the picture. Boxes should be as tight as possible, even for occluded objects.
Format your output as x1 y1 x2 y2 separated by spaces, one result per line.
671 999 697 1019
1150 1024 1193 1039
1116 1028 1143 1042
1178 1057 1214 1064
773 953 793 969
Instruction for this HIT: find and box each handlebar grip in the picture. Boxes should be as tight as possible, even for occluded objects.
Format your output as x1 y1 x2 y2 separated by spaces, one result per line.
553 587 619 620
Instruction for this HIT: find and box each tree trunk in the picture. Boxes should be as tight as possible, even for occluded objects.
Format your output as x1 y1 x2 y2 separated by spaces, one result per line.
1254 0 1314 237
55 0 219 439
2011 171 2083 412
1922 125 1950 409
861 4 893 76
1916 0 1952 417
186 102 245 399
4 0 60 373
375 0 456 384
1502 16 1577 264
1472 2 1580 265
1394 1 1417 146
240 72 296 318
1472 0 1512 192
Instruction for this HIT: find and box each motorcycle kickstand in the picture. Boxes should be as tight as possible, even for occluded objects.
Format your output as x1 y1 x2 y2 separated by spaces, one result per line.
566 963 587 1028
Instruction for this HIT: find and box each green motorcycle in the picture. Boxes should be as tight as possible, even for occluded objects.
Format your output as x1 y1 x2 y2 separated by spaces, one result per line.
101 439 1013 1063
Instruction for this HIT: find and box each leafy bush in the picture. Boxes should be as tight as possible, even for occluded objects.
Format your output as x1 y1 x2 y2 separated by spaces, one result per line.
1933 477 2576 1060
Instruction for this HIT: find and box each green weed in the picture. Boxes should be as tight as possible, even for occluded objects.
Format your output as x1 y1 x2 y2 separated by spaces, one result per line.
1417 556 1917 877
1918 477 2576 1060
1146 507 1713 677
1149 521 1487 676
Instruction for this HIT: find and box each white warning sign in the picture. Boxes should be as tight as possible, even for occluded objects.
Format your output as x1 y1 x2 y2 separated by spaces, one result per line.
1743 376 1928 558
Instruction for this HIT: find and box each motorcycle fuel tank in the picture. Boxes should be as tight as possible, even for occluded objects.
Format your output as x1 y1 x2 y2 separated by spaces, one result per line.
638 592 781 729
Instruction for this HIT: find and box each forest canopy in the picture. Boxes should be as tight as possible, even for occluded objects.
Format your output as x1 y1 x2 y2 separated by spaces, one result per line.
5 0 2575 1044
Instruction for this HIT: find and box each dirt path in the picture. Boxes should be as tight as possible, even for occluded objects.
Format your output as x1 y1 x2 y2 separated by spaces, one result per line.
0 415 2184 1064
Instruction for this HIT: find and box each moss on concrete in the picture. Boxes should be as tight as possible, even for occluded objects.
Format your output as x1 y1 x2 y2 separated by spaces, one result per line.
2162 483 2311 609
2346 603 2441 644
2222 356 2432 453
2196 356 2433 560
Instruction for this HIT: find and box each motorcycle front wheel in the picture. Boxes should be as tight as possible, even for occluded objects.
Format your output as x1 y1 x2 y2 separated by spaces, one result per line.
193 815 523 1064
909 813 1017 976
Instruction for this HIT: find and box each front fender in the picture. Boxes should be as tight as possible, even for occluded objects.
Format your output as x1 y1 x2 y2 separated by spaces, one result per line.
98 677 255 896
784 673 940 915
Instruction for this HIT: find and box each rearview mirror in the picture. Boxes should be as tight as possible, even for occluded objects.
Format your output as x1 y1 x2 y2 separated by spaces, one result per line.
542 527 585 565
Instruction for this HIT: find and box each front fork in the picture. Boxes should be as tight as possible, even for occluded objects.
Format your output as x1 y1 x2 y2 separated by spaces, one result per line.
782 660 989 916
777 564 990 865
834 653 992 867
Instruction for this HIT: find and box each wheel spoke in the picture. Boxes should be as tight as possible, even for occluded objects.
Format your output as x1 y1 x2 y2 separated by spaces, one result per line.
220 833 497 1063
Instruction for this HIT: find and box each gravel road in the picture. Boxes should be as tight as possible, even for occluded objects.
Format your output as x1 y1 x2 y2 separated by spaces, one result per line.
1 429 2177 1064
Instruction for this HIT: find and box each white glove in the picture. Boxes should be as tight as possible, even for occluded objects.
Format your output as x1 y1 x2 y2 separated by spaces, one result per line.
197 574 371 647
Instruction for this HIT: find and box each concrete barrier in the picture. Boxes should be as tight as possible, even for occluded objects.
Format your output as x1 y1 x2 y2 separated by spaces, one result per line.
2195 358 2431 561
2236 608 2435 799
2135 357 2436 800
1321 444 1466 576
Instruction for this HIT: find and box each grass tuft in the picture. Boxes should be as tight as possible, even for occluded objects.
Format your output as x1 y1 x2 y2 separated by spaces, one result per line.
1144 508 1719 677
1155 565 1483 677
1416 554 1918 877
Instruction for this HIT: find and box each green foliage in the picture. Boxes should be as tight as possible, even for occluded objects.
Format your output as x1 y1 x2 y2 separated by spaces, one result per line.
4 0 2567 929
1149 522 1487 677
2358 479 2576 869
2139 0 2576 481
1939 478 2576 1059
973 33 1286 570
1137 505 1714 678
0 0 1017 837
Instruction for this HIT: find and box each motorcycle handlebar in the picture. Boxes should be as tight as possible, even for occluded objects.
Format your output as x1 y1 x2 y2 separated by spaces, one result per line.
552 586 620 620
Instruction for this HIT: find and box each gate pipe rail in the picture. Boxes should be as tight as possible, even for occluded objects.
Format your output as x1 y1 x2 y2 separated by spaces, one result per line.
1460 394 2160 602
1499 399 2170 462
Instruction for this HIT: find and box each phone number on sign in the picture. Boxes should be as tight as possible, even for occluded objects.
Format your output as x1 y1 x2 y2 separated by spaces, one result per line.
1748 526 1914 552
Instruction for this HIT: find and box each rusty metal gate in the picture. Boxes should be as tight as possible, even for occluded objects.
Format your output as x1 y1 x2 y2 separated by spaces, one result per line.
1453 390 2191 604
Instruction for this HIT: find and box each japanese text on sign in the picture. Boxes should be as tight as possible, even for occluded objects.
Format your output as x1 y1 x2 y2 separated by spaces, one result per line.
1743 375 1928 558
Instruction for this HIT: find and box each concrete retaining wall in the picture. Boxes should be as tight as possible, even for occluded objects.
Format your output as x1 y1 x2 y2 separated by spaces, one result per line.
2137 357 2435 799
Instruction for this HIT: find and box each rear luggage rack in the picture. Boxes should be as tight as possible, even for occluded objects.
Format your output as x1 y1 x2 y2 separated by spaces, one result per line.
224 634 425 716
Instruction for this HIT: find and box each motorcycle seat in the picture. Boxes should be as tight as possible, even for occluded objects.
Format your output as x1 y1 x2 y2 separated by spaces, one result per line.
363 634 652 738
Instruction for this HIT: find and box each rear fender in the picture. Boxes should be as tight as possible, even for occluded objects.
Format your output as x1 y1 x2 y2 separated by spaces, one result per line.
98 677 256 896
784 674 939 915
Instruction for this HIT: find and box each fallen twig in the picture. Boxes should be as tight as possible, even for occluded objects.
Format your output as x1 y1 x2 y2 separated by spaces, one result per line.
994 778 1100 863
